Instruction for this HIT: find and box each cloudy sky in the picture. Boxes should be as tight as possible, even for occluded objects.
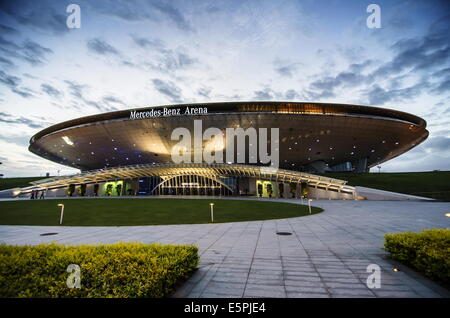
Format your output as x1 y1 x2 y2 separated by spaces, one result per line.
0 0 449 177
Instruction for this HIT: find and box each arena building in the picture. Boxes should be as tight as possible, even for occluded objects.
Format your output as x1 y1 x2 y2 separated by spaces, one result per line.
15 101 428 199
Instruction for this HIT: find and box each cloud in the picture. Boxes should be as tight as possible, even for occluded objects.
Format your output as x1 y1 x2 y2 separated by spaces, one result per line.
273 60 301 78
11 87 35 99
0 56 15 68
423 136 450 152
197 87 211 99
151 1 194 32
275 66 296 77
41 83 63 99
156 50 197 71
64 80 86 99
102 95 125 108
366 81 430 105
382 134 450 172
151 79 183 103
0 24 18 35
86 36 198 74
140 45 199 73
87 0 194 32
131 35 165 50
254 88 275 100
311 72 367 91
300 59 373 101
373 18 450 78
0 112 49 129
301 88 335 100
0 71 20 87
21 40 53 65
64 80 119 112
0 70 35 98
0 134 31 147
299 14 449 104
102 95 123 104
0 0 68 35
0 36 53 66
85 34 199 74
284 89 301 100
253 87 302 101
86 38 120 56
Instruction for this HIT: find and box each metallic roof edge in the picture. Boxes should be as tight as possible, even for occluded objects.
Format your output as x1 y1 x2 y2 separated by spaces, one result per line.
29 101 427 144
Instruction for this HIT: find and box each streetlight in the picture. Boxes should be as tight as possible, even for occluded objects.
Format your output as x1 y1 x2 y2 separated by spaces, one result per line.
58 204 64 224
209 203 214 223
308 199 312 214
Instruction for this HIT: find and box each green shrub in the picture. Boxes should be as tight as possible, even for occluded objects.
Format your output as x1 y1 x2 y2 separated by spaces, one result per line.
0 242 199 298
384 229 450 284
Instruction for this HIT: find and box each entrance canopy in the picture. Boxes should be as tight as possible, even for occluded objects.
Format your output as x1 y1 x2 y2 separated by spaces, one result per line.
21 163 355 195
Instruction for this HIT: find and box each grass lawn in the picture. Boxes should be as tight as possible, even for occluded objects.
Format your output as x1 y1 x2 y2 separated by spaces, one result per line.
0 198 321 226
322 171 450 201
0 177 47 191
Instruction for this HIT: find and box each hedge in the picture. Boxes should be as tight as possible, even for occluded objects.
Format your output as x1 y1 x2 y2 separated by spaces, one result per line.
0 242 199 298
384 229 450 284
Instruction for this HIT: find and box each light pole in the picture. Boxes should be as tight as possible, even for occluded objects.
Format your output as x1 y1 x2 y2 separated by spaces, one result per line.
210 203 214 223
58 204 65 224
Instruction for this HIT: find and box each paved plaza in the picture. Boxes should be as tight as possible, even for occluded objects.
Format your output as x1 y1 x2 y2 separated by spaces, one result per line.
0 199 449 298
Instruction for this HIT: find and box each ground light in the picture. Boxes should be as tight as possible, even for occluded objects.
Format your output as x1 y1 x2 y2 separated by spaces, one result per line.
393 268 400 272
445 213 450 217
57 203 64 224
308 199 312 214
209 203 214 223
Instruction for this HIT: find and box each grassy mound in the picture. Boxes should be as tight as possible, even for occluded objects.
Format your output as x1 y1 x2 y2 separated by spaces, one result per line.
323 171 450 200
0 177 48 191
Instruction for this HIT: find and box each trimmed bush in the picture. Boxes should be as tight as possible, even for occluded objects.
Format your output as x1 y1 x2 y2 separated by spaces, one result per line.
384 229 450 284
0 242 199 298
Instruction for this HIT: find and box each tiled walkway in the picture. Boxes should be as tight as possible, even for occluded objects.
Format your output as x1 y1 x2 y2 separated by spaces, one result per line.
1 199 449 298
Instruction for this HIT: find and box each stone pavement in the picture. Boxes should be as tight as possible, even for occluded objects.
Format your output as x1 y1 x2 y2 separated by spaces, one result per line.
0 199 449 298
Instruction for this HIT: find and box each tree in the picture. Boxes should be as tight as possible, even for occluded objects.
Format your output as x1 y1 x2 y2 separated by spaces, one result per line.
257 183 263 197
278 183 284 198
67 184 75 197
301 182 309 198
266 183 273 198
116 184 122 196
79 184 86 196
106 184 113 196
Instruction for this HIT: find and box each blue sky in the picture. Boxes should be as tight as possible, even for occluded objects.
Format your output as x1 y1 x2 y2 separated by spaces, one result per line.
0 0 449 177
